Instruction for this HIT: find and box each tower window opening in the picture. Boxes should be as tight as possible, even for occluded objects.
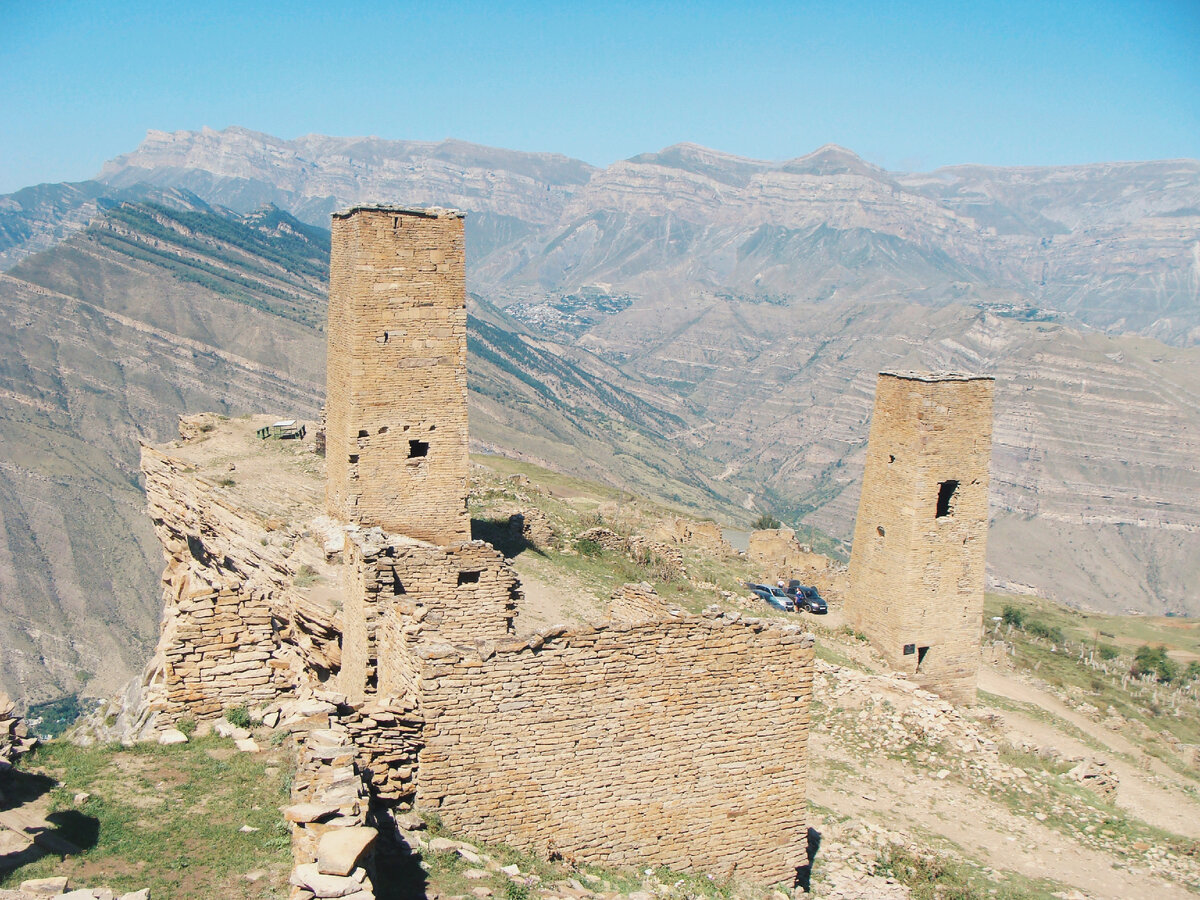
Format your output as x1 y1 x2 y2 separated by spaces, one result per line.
408 440 429 458
916 646 930 672
458 571 480 585
348 454 359 464
936 480 959 518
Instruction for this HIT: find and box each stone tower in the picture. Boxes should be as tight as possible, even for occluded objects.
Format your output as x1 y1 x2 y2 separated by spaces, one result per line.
845 371 995 705
325 206 470 546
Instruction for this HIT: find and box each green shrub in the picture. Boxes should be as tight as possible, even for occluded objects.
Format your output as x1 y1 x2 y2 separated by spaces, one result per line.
751 513 782 530
1132 645 1178 683
1098 644 1119 661
576 539 604 557
1026 619 1065 644
224 705 252 729
176 715 197 737
1001 605 1025 628
1185 661 1200 681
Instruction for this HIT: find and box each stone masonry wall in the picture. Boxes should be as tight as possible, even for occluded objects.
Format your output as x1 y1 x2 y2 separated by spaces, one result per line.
342 529 519 703
845 372 994 705
413 611 814 885
325 206 470 546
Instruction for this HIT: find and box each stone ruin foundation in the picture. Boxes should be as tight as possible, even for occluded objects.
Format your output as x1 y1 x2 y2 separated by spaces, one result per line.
121 205 815 889
845 371 995 706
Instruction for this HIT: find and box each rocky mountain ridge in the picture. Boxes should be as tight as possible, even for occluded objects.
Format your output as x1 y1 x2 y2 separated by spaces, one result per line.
89 127 1200 344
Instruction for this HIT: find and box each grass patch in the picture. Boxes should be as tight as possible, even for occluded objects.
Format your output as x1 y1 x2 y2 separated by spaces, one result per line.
871 844 1064 899
0 735 292 898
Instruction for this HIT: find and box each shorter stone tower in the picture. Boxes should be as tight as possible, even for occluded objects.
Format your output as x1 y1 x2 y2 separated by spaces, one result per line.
325 206 470 546
846 371 994 705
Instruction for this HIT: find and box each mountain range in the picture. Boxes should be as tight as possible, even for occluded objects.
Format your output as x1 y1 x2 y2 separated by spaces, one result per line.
0 126 1197 702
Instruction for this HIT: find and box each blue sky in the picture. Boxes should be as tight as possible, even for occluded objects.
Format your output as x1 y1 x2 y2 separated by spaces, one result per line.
2 0 1198 193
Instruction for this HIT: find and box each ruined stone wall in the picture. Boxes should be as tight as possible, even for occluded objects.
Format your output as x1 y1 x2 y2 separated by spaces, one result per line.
748 527 831 579
343 530 519 703
325 206 470 546
652 517 733 555
845 372 994 705
142 445 340 724
413 613 814 885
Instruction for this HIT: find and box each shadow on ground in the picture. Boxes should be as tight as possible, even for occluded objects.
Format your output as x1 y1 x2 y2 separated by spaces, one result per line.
471 517 545 560
0 769 98 877
372 833 429 900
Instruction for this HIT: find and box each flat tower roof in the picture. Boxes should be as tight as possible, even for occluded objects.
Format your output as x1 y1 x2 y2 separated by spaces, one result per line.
332 204 466 219
879 370 995 383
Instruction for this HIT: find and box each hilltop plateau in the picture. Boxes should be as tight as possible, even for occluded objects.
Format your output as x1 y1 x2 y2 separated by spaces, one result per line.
0 129 1197 702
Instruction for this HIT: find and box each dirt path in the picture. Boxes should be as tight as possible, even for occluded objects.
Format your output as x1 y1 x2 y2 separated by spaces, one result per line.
978 666 1200 840
510 552 605 634
810 737 1194 900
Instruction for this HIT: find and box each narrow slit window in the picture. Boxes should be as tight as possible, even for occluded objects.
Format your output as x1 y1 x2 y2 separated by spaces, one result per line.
936 480 959 518
408 440 429 458
916 646 930 672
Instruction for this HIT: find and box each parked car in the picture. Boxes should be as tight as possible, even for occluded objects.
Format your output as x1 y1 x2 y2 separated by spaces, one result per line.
745 582 773 601
766 586 795 612
792 585 827 614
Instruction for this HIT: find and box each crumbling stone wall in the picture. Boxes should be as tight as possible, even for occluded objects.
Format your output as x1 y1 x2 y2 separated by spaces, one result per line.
342 529 519 703
652 517 733 555
748 527 830 578
142 445 340 724
845 372 994 705
413 612 814 885
325 206 470 546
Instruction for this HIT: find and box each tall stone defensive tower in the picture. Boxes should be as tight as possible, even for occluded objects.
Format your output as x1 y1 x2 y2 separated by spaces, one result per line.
325 206 470 546
845 371 994 705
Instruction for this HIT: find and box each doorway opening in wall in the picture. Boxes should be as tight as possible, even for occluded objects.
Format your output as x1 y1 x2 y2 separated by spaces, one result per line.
916 646 930 672
936 480 959 518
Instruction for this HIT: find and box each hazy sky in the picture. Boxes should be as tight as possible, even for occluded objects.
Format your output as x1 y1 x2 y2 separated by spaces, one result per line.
3 0 1198 193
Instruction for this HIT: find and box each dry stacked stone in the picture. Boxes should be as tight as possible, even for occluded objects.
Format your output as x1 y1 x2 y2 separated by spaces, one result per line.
846 372 995 705
0 693 36 784
286 728 377 900
412 609 814 885
606 582 671 622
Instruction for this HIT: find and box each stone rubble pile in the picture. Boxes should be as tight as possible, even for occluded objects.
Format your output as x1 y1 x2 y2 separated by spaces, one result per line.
814 661 999 760
1066 758 1120 799
507 508 556 548
285 727 377 900
807 820 918 900
0 693 36 778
